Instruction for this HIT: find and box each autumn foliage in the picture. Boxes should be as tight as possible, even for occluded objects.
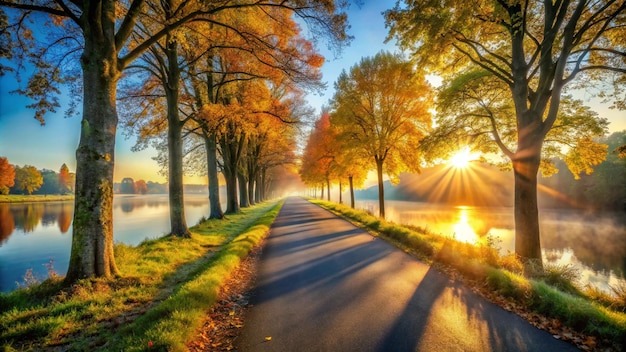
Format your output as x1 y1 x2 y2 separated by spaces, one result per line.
0 156 15 195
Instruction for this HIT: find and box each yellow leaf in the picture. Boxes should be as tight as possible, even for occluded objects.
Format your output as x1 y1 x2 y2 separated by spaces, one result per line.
264 336 272 341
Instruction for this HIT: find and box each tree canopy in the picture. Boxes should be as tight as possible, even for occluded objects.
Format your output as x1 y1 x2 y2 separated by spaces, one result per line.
0 157 15 195
330 51 432 218
0 0 351 282
386 0 626 265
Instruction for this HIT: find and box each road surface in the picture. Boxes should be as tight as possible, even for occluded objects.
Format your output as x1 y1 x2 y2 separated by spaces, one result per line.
235 197 579 351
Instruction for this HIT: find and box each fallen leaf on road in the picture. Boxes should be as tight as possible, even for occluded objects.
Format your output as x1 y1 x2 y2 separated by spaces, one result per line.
265 336 272 342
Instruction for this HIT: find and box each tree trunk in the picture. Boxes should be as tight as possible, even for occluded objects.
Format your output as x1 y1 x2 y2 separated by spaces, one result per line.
66 11 119 282
165 37 190 237
247 156 257 206
224 167 239 213
261 168 267 200
513 136 543 266
349 175 355 209
339 180 342 204
222 137 239 214
238 171 249 208
376 157 385 218
204 132 223 219
326 177 330 201
255 174 261 203
248 174 255 206
321 185 324 200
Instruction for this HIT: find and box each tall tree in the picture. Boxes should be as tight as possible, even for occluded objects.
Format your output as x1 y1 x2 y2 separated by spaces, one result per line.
300 112 338 201
58 163 72 194
330 51 432 218
0 156 15 195
37 169 60 194
386 0 626 265
1 0 348 282
14 165 43 195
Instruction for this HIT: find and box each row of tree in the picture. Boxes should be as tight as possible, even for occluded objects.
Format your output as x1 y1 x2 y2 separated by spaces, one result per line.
302 0 626 269
0 157 74 195
0 1 350 283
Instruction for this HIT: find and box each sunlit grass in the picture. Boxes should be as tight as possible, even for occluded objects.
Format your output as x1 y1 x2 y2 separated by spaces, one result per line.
0 200 283 351
311 199 626 350
0 194 74 203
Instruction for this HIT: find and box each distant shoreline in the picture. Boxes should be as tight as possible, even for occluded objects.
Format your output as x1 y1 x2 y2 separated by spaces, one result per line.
0 195 75 203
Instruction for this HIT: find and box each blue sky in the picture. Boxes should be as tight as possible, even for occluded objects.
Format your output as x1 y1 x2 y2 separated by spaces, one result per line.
0 1 624 184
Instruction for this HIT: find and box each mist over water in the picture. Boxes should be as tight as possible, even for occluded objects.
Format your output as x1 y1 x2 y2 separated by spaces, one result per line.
1 195 624 295
356 200 626 295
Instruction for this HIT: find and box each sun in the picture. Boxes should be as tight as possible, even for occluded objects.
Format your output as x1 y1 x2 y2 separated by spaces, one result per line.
449 148 477 169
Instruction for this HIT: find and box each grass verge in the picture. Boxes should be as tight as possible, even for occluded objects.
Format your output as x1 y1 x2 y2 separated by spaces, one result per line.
0 199 283 351
311 199 626 351
0 195 74 203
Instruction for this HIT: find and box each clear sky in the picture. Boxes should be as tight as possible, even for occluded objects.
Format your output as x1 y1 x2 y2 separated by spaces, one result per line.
0 1 624 184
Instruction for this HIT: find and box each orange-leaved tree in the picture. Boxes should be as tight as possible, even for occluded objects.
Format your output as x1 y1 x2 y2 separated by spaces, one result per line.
330 51 433 218
58 163 72 194
0 156 15 195
1 0 349 282
300 111 339 201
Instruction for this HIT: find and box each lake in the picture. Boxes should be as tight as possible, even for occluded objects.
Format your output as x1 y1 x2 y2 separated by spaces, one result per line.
1 196 624 295
0 194 213 292
356 200 626 295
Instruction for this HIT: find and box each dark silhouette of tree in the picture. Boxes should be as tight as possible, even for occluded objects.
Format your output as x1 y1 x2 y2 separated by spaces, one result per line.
120 178 135 194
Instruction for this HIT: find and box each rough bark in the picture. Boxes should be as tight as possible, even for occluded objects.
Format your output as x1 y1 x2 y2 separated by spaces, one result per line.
165 37 190 237
247 174 255 206
238 171 249 208
512 112 544 265
221 135 240 214
204 132 224 219
254 174 261 203
66 4 120 282
375 157 385 219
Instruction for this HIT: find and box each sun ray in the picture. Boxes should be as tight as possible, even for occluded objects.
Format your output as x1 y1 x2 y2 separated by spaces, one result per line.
449 147 479 169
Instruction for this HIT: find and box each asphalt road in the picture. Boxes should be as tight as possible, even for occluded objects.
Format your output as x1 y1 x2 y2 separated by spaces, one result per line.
235 197 580 352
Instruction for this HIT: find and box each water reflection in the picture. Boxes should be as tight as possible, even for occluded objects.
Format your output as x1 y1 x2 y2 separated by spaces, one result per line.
0 195 214 292
0 202 74 244
357 200 626 294
451 207 479 244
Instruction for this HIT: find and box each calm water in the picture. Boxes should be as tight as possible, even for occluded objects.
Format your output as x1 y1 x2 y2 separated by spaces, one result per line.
0 194 213 292
356 200 626 295
1 196 624 294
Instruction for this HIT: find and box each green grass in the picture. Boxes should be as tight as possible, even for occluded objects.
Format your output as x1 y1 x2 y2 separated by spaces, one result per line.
311 199 626 350
0 195 74 203
0 200 283 351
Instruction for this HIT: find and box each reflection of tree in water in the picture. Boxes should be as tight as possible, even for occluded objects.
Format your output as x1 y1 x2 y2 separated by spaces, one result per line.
0 205 15 243
0 202 75 241
121 201 134 213
14 203 44 232
117 197 150 213
58 203 73 233
41 203 58 226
